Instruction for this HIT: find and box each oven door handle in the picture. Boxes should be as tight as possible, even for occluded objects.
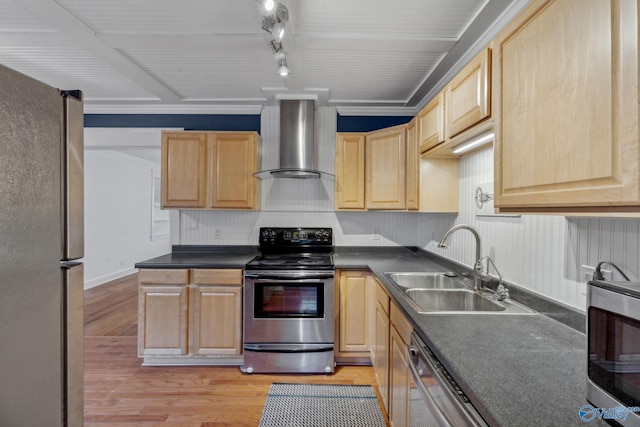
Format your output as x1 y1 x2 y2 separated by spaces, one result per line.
244 344 334 353
244 273 335 281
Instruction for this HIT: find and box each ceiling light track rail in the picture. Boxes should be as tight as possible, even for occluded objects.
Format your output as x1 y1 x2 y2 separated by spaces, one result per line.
257 0 290 76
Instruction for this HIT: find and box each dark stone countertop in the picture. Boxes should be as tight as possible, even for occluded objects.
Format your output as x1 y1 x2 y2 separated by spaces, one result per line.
136 245 600 426
134 245 258 269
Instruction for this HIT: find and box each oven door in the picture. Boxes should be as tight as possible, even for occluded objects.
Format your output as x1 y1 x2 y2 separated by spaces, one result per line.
587 283 640 426
244 271 335 344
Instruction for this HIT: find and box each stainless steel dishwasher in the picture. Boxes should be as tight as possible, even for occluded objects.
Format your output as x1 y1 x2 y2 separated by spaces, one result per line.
407 332 488 426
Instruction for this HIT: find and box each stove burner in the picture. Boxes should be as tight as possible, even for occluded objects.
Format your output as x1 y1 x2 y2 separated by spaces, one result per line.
257 255 331 266
297 256 327 265
246 228 334 271
258 258 287 265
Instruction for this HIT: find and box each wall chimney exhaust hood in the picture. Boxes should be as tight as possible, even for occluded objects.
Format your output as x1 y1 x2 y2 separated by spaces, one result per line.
254 99 334 180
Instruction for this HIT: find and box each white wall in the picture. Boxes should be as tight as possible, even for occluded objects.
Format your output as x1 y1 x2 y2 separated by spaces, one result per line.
423 146 640 311
176 106 455 247
84 128 171 289
172 108 640 312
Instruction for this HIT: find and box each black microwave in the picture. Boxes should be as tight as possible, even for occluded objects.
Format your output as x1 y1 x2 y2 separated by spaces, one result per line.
586 279 640 426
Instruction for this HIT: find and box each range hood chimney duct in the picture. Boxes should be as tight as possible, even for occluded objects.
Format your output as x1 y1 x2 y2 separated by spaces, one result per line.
254 99 334 180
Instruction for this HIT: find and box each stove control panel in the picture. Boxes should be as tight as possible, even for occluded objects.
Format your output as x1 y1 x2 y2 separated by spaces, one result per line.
259 227 333 247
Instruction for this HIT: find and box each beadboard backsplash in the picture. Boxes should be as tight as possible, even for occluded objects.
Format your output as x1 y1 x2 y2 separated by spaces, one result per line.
423 147 640 310
174 106 640 311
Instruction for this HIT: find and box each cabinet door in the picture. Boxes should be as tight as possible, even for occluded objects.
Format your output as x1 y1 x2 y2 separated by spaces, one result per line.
210 132 259 209
138 284 188 356
446 48 491 138
494 0 640 212
366 125 406 210
189 285 242 355
338 270 372 354
138 269 189 356
335 133 366 210
373 299 390 411
190 269 243 355
161 132 207 208
419 158 459 213
405 118 419 210
389 326 410 427
418 92 445 153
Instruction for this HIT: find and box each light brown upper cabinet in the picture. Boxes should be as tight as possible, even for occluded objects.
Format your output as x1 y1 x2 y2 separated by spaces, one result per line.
336 128 410 211
161 131 260 210
335 133 366 210
418 92 445 154
493 0 640 213
421 47 493 159
335 122 456 212
405 117 420 210
162 132 208 208
366 125 406 210
210 133 260 209
446 48 491 139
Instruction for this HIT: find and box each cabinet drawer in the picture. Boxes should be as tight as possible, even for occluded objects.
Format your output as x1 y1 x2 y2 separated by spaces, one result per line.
192 269 243 286
390 302 413 344
139 269 189 285
375 280 390 316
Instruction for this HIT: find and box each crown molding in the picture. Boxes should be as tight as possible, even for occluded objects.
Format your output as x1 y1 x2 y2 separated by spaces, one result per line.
83 103 264 115
335 106 418 116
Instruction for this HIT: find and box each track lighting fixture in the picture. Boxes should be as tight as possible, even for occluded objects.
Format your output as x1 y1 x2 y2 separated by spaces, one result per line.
260 3 288 42
257 0 277 16
270 40 287 61
258 2 291 76
277 58 290 76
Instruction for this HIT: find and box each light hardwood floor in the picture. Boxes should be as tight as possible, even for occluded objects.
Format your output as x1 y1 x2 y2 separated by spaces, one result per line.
84 273 388 426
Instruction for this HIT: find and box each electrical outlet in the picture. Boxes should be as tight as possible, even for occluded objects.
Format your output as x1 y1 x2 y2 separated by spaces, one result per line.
214 227 222 239
187 219 198 230
372 230 380 240
581 265 595 282
581 264 612 282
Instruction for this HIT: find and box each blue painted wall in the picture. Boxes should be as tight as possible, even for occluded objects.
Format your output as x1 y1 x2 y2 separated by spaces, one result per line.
84 113 413 133
336 115 413 132
84 114 261 131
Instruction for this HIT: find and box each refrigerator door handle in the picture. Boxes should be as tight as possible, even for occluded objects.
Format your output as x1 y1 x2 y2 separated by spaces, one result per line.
61 90 84 261
62 262 84 427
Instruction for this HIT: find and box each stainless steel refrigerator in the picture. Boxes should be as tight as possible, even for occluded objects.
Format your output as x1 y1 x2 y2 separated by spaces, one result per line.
0 64 84 426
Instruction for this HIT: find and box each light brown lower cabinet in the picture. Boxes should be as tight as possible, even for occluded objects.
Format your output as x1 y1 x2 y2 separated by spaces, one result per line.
138 268 243 365
388 302 413 427
337 270 413 424
189 269 243 356
336 270 374 360
372 279 390 411
138 269 189 356
389 325 410 427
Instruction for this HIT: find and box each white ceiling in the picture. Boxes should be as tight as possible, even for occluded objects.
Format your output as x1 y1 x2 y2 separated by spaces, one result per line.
0 0 529 115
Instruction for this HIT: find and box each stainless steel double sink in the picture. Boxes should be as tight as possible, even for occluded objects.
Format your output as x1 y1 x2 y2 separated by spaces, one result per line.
385 272 534 314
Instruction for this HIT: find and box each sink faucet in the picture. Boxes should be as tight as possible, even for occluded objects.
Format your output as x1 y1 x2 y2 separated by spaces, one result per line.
437 224 486 291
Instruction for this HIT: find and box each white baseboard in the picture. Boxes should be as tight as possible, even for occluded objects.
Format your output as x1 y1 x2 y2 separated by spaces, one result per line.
84 267 137 290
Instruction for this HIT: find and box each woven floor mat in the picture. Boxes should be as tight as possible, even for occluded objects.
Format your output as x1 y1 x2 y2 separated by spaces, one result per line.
258 383 386 427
